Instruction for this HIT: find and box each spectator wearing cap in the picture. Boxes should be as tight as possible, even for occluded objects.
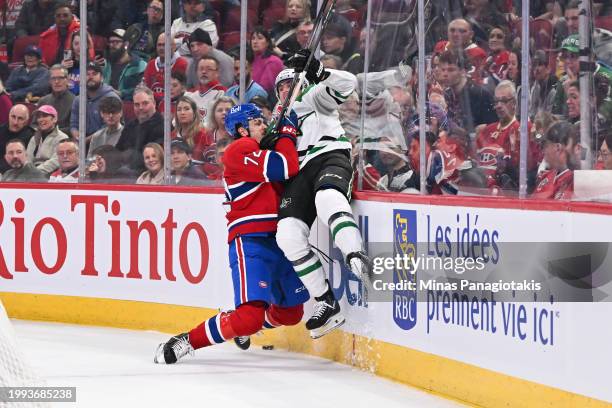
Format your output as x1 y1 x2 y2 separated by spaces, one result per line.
87 97 124 158
250 26 285 95
116 86 164 173
552 35 580 117
170 138 207 185
49 138 79 183
171 0 219 56
321 16 361 74
39 2 91 66
144 33 189 103
125 0 166 61
1 138 47 182
532 121 575 199
37 64 75 135
69 62 121 140
438 49 496 134
102 29 147 101
185 28 234 89
0 105 35 173
434 19 488 85
529 50 558 118
14 0 57 38
5 45 50 102
26 104 69 174
225 49 268 104
184 56 227 125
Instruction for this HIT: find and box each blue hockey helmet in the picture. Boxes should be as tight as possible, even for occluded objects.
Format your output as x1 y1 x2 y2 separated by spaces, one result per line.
224 103 264 139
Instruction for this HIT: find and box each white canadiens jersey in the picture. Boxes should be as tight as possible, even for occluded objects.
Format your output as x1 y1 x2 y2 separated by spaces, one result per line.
171 18 219 55
185 87 225 126
292 69 356 168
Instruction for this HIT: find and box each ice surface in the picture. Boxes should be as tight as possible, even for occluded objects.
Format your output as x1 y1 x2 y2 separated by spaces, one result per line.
11 320 465 408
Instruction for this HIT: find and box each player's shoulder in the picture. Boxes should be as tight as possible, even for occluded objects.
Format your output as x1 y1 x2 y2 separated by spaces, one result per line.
225 137 258 155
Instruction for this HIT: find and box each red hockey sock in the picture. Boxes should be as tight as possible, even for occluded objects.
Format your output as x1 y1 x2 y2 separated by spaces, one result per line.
263 304 304 328
188 302 266 350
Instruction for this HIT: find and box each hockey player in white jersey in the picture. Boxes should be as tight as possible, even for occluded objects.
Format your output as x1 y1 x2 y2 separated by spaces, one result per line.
270 50 372 339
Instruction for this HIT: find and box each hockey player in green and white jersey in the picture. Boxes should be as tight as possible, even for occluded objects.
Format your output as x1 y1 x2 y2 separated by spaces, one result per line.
269 49 372 339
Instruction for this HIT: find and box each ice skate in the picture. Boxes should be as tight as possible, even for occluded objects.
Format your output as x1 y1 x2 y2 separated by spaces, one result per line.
306 280 345 339
154 333 194 364
346 251 373 281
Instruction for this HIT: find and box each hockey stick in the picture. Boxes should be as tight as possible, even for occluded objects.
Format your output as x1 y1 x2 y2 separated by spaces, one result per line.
273 0 337 131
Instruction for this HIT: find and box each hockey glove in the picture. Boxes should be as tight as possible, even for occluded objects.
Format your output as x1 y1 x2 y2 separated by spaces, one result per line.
260 113 298 150
287 49 329 84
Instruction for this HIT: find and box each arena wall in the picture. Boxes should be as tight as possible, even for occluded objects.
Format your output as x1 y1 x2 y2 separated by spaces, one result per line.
1 184 611 407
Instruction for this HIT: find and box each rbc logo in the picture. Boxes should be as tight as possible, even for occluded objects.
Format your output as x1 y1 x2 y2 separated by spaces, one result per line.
393 209 417 330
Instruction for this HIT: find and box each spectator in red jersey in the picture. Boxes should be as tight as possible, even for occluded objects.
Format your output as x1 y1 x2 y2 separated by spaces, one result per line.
477 80 539 190
350 136 380 192
250 27 285 95
39 2 92 66
200 96 234 176
136 142 165 184
532 121 575 199
144 33 189 103
427 126 487 195
483 26 510 91
434 19 487 84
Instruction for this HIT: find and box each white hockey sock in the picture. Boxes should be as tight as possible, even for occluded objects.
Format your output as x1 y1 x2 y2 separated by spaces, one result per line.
292 250 328 298
315 189 363 257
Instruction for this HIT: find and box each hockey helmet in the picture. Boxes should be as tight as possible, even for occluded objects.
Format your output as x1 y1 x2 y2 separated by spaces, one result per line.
224 103 264 139
274 68 310 99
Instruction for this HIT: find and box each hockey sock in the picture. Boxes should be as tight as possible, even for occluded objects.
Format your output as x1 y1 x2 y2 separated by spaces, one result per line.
277 218 329 298
188 302 266 350
264 304 304 328
315 189 363 256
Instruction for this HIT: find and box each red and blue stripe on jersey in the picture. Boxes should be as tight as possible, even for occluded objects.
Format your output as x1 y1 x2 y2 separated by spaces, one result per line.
222 134 299 242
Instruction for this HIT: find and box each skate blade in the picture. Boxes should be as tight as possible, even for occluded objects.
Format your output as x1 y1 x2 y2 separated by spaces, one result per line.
309 315 346 339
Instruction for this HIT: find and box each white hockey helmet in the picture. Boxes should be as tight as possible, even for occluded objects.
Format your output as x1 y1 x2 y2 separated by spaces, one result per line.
274 68 310 99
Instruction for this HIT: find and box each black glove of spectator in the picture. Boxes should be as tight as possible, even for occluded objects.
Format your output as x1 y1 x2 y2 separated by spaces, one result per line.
286 49 329 84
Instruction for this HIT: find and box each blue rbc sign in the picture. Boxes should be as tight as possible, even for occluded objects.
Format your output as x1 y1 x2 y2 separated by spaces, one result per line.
393 209 417 330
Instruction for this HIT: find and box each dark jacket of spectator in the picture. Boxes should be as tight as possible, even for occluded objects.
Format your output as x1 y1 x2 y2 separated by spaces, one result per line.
1 162 47 182
73 0 118 37
37 90 75 135
171 163 208 185
0 124 35 173
5 65 49 102
70 84 120 137
444 82 497 133
102 56 147 101
115 112 164 173
14 0 57 37
125 21 165 61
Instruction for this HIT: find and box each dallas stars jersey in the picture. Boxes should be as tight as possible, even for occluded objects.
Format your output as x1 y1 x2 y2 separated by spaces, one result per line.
292 69 356 168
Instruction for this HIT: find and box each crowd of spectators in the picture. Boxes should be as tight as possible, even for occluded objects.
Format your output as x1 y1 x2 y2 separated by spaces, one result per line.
0 0 609 200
